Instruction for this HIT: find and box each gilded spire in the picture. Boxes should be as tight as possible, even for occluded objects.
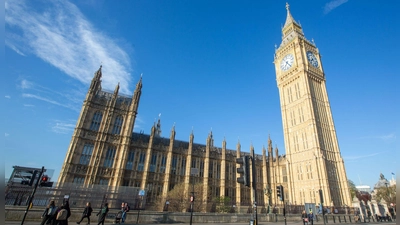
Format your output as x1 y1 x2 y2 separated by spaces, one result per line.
283 2 300 28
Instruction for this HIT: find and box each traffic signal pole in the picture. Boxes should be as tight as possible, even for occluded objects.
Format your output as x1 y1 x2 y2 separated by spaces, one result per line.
251 156 258 225
21 166 44 225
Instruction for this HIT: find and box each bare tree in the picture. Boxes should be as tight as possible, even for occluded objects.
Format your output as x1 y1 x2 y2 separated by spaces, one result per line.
154 182 210 212
374 184 396 206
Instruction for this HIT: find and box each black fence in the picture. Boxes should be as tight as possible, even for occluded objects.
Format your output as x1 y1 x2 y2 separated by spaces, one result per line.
5 182 146 209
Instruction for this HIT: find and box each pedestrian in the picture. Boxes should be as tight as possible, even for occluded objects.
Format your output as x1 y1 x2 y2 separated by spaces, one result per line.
77 202 93 225
96 203 109 225
55 205 69 225
63 201 72 225
41 200 57 225
301 210 308 225
121 202 130 223
308 209 314 225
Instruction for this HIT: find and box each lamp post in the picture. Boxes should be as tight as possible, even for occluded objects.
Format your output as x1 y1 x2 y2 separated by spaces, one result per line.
189 168 198 225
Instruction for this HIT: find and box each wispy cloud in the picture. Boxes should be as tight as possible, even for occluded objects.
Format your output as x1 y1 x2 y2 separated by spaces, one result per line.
5 133 10 137
51 120 76 134
22 93 65 107
358 133 397 141
5 95 11 99
344 152 381 161
20 79 82 112
323 0 349 15
5 0 133 94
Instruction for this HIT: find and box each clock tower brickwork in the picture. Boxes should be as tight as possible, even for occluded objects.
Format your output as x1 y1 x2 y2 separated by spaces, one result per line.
273 3 352 207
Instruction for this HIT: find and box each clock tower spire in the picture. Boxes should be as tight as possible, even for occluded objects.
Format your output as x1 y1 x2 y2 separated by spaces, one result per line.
273 3 352 207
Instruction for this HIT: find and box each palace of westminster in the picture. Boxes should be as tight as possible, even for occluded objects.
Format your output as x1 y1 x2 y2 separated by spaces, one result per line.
57 4 352 211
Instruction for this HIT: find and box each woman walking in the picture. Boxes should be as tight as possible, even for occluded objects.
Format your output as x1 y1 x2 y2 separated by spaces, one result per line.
40 200 57 225
77 202 93 225
96 203 109 225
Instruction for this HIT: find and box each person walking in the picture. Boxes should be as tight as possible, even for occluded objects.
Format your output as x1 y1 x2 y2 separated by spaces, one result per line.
77 202 93 225
41 200 57 225
96 203 109 225
121 202 130 223
55 205 69 225
301 210 308 225
308 209 314 225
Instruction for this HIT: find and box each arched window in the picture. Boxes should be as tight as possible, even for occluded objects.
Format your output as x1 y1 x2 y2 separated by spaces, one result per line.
111 116 123 134
104 147 116 168
90 111 103 131
79 144 94 165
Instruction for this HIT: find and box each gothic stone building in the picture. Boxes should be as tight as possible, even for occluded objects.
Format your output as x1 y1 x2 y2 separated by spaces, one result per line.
58 4 352 211
57 65 285 211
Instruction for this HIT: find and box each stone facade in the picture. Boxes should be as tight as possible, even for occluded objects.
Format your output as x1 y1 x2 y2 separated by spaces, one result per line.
58 4 352 212
272 3 351 207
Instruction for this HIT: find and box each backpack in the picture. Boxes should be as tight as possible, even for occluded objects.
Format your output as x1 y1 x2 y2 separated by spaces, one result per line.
56 209 68 220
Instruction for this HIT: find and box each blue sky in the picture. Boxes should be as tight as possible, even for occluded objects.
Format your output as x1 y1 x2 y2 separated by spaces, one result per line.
4 0 399 189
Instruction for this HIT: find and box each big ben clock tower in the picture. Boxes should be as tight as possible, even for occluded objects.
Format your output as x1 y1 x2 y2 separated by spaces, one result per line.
274 3 352 207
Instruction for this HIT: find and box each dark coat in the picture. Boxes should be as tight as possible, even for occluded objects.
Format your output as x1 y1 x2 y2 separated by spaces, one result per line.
97 206 109 222
83 206 93 216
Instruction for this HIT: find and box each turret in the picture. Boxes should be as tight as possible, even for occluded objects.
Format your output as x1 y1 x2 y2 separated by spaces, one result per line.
89 65 102 92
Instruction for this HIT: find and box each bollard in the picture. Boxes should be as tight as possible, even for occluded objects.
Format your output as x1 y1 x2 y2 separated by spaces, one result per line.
349 215 352 223
338 215 341 223
343 215 346 223
333 215 336 223
316 215 318 222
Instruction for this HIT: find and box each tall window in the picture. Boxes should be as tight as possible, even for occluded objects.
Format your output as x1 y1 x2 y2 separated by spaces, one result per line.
79 144 94 165
104 147 116 168
160 155 166 173
180 158 186 176
90 111 103 131
208 161 214 178
126 150 135 170
73 177 85 184
112 116 123 134
171 156 177 175
199 160 204 177
149 154 157 172
216 163 221 179
138 152 145 171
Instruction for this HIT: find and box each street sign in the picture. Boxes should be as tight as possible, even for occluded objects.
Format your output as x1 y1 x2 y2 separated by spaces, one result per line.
139 190 145 196
190 168 198 175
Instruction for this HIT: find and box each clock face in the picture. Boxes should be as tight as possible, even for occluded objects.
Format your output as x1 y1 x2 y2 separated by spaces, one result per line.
280 54 294 71
306 51 319 68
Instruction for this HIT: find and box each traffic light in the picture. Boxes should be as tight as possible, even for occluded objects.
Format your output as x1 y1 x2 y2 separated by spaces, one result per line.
236 156 250 187
39 175 53 187
276 185 284 201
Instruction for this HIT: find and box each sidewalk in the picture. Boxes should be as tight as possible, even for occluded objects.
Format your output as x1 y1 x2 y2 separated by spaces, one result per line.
6 221 396 225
